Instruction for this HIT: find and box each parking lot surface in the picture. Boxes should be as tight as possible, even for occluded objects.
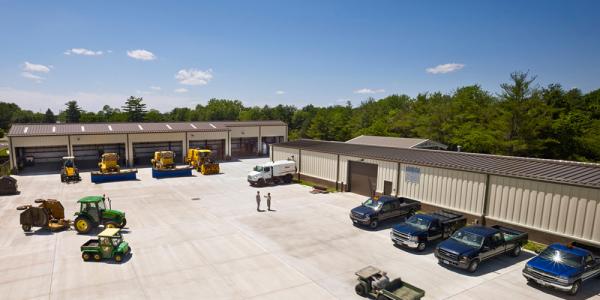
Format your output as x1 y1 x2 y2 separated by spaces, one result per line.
1 158 598 300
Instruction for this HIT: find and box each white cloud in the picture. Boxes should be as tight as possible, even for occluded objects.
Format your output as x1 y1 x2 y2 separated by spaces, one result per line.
21 72 44 82
275 90 285 95
64 48 103 56
23 61 50 73
174 88 188 93
127 49 156 61
354 88 385 94
150 86 162 91
175 68 213 86
426 63 465 74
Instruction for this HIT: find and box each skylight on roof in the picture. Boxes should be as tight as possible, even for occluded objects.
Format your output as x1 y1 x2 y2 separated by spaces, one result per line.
81 126 85 132
190 124 197 129
23 127 29 133
108 125 113 131
52 126 56 133
166 124 172 129
209 123 216 129
138 124 144 130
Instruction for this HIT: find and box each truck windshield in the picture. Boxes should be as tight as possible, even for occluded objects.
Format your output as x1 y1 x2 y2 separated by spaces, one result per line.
451 230 484 248
362 198 382 210
538 248 582 268
406 216 431 230
253 166 263 172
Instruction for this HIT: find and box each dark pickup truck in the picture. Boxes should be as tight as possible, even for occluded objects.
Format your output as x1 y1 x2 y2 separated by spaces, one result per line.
350 196 420 229
435 225 528 273
523 242 600 295
391 210 466 251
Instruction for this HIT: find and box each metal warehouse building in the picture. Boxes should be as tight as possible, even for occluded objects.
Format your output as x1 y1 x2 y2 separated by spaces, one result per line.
7 121 287 171
272 139 600 246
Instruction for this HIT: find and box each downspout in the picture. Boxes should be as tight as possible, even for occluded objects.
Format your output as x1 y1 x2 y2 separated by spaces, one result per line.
482 174 491 225
258 126 262 156
8 136 15 173
298 149 302 181
67 135 72 156
396 162 401 197
336 154 340 191
126 133 130 167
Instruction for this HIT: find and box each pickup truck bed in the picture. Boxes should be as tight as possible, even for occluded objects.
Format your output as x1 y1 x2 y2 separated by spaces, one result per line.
432 210 464 224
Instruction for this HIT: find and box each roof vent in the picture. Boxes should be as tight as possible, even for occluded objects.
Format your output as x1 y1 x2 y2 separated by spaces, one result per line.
209 123 216 129
108 125 113 131
23 127 29 133
138 124 144 130
190 124 197 129
166 124 172 130
52 126 56 133
81 126 85 132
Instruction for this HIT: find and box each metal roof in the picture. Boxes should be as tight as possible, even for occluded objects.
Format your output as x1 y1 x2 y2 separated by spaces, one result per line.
274 139 600 189
7 121 285 137
346 135 447 149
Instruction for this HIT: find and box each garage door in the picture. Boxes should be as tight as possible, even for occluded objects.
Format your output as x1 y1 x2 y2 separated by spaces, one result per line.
73 143 126 170
133 141 183 166
348 161 378 197
231 137 258 157
189 139 225 160
16 145 68 172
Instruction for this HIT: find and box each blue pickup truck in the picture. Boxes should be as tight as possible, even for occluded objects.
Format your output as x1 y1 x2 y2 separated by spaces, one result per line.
522 242 600 295
434 225 528 273
350 196 420 229
391 210 466 251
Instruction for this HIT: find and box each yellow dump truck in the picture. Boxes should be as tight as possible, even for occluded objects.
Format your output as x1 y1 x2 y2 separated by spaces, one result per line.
151 151 176 169
98 153 120 173
186 149 220 175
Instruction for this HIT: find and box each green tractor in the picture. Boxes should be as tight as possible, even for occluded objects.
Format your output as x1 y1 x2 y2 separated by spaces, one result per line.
81 228 131 263
73 195 126 234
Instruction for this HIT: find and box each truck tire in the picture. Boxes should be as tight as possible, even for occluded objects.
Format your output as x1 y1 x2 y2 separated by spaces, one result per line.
568 280 581 296
369 219 379 229
74 217 92 234
417 242 426 252
284 174 293 183
354 282 368 297
468 259 480 273
21 224 32 232
510 245 522 257
258 178 265 187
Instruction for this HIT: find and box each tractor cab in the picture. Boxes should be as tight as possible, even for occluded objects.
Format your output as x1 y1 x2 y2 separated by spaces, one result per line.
98 153 120 173
74 195 126 234
61 156 81 183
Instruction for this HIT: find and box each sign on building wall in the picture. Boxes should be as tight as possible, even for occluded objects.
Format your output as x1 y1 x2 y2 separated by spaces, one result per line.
405 166 421 184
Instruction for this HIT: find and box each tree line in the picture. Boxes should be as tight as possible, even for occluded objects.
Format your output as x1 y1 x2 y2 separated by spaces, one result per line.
1 72 599 162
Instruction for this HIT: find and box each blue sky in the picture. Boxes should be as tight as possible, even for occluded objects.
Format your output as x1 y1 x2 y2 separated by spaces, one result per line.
1 0 599 113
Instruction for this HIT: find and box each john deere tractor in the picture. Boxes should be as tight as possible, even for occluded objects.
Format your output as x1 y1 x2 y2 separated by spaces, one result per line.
98 153 120 173
151 151 176 169
61 156 81 183
73 195 126 234
186 149 220 175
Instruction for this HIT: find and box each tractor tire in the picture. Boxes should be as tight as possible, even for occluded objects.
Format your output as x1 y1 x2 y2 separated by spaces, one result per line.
355 282 368 297
104 221 119 229
120 218 127 228
114 253 123 263
74 217 92 234
93 253 102 262
82 252 91 261
21 224 32 232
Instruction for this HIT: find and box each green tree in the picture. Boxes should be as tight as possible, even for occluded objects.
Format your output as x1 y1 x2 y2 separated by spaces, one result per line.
145 109 164 122
64 101 82 123
204 99 243 120
122 96 147 122
43 109 57 123
0 102 22 130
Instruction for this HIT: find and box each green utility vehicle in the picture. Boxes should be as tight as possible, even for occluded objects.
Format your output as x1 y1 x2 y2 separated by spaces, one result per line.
355 266 425 300
81 228 130 262
74 195 126 234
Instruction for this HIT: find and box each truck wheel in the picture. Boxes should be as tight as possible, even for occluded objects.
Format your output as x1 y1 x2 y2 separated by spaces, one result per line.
284 174 293 183
74 217 92 234
93 253 102 262
21 224 32 232
510 245 522 257
82 252 91 261
258 178 265 186
377 295 389 300
354 282 368 297
468 259 480 273
568 280 581 296
369 219 379 229
417 242 426 252
104 221 119 228
114 253 123 263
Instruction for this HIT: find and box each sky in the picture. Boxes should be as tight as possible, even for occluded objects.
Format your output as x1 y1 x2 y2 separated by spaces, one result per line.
1 0 599 113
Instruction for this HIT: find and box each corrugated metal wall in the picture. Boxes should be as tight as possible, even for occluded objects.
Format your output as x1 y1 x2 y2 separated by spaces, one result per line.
488 176 600 244
301 150 337 182
339 156 398 195
272 147 299 162
399 164 486 216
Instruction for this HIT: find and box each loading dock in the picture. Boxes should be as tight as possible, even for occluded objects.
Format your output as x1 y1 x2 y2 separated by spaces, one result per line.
133 141 183 166
189 139 225 160
348 161 378 196
72 143 126 170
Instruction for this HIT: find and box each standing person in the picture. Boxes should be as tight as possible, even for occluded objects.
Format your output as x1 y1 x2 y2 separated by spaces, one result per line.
256 191 261 211
264 192 272 211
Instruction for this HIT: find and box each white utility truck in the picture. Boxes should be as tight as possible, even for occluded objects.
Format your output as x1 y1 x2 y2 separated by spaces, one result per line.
248 160 296 186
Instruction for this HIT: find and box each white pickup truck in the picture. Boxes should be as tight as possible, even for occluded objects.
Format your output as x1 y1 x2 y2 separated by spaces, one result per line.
247 160 296 186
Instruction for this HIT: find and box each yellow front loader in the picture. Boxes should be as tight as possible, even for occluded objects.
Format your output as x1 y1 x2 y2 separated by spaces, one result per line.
186 149 220 175
151 151 176 169
98 153 120 173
